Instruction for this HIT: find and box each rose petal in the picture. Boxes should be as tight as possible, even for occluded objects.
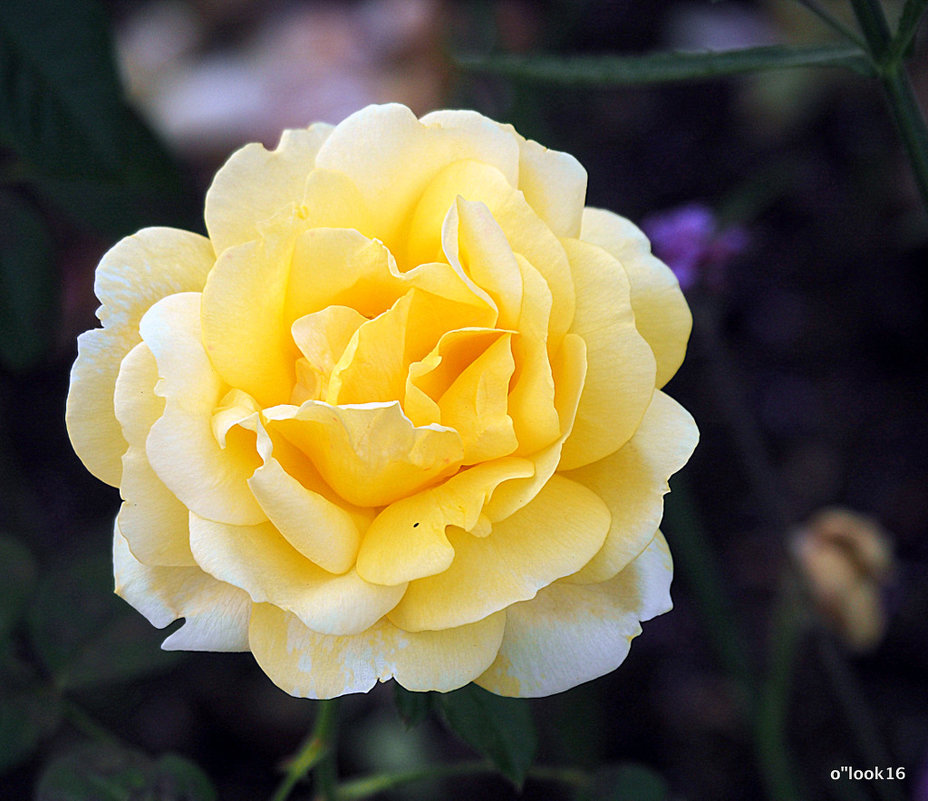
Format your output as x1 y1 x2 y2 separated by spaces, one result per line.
113 343 194 566
114 524 251 651
141 292 265 526
263 401 464 508
248 603 506 698
248 422 362 575
356 457 535 585
558 238 657 470
565 391 698 583
315 104 519 254
66 229 214 485
200 218 299 408
475 532 673 697
205 125 333 255
580 207 692 388
189 514 404 636
387 474 610 631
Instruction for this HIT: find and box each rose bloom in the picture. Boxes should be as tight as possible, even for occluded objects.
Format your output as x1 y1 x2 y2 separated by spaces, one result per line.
66 104 697 698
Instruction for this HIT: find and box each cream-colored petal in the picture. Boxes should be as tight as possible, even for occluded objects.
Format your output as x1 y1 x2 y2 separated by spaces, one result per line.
248 604 506 698
141 292 265 526
189 514 403 636
265 401 463 508
315 104 519 253
113 524 251 652
356 457 535 586
248 421 361 575
66 228 214 485
514 132 587 239
388 474 610 631
565 391 698 584
559 238 656 470
476 532 673 697
205 125 333 255
580 207 692 388
200 221 298 408
112 343 194 566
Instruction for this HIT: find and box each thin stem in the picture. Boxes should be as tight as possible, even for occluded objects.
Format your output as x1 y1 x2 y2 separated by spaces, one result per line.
63 701 126 747
880 60 928 211
755 574 806 801
334 760 589 800
849 0 928 211
271 699 340 801
815 635 907 801
791 0 869 49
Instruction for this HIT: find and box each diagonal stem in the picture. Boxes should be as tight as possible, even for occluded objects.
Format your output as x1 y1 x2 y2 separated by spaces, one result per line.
271 699 340 801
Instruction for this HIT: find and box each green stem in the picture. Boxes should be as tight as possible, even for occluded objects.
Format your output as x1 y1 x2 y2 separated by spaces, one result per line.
271 699 340 801
334 760 588 800
755 574 806 801
815 635 907 801
849 0 928 211
879 60 928 211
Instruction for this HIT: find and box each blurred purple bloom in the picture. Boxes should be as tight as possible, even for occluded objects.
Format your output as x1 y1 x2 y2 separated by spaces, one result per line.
642 203 749 290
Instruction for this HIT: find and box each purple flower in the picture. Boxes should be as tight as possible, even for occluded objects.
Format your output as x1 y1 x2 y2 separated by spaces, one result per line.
642 203 749 290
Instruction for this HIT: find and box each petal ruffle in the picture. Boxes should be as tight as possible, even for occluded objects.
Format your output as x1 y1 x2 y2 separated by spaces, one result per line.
189 514 404 636
248 603 506 698
476 532 673 697
205 125 333 255
387 474 610 631
114 524 251 651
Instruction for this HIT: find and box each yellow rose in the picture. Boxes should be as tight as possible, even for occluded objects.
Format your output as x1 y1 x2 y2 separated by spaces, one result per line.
66 104 697 698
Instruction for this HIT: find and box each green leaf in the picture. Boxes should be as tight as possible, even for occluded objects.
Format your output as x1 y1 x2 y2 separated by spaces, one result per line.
890 0 928 62
455 43 875 86
0 534 36 640
437 684 536 787
0 191 56 370
393 684 434 728
0 685 62 773
580 763 671 801
36 743 216 801
27 554 181 690
0 0 197 237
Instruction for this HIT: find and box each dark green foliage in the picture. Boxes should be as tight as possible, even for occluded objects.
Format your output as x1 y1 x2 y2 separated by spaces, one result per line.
437 683 537 787
36 743 216 801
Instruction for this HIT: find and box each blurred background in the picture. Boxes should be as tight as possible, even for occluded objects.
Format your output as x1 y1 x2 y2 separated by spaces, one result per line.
1 1 927 799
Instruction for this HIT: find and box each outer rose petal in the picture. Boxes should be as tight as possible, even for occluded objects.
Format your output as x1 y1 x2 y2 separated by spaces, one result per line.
387 475 611 631
558 238 657 470
315 104 519 249
566 391 698 584
114 524 251 651
66 228 214 485
580 207 692 388
114 343 194 567
140 292 265 526
248 603 506 698
476 532 673 697
205 125 333 255
189 515 404 636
